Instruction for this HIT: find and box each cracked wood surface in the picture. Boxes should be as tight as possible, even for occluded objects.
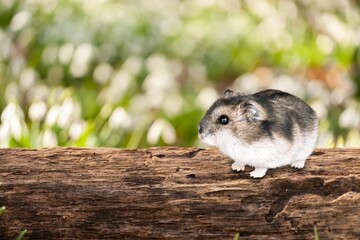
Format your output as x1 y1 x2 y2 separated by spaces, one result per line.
0 147 360 239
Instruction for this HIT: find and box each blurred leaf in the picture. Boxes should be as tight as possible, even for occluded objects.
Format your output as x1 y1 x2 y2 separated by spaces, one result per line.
15 229 27 240
0 206 5 217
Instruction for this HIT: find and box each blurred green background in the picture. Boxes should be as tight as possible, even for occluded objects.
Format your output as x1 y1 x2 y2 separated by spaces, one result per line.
0 0 360 148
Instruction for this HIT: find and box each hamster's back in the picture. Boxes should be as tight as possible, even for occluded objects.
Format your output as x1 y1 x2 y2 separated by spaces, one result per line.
250 89 318 171
252 89 318 134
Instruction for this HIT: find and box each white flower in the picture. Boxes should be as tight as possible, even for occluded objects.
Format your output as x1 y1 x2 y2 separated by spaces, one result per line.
45 104 60 126
0 123 11 147
147 118 176 145
69 121 86 140
1 102 23 122
93 63 113 84
195 87 218 110
339 105 360 129
69 43 94 77
10 10 31 32
57 99 81 128
28 101 47 121
108 107 132 129
42 129 58 147
58 43 75 65
1 102 25 141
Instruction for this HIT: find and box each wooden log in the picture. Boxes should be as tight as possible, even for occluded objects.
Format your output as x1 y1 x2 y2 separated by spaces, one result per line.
0 147 359 239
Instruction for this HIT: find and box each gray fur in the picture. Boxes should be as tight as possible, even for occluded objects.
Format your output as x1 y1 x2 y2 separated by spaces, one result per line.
199 89 318 145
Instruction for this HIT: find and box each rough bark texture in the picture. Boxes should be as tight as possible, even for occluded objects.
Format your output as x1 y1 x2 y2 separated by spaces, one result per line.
0 147 360 239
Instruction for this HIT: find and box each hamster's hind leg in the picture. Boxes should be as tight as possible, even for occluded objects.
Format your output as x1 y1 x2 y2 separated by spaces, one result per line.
291 149 310 169
291 148 313 169
292 131 317 169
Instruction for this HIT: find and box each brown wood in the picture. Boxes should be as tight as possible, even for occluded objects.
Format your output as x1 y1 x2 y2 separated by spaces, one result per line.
0 147 360 239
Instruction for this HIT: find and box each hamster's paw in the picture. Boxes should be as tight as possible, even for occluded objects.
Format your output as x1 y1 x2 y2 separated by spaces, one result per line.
291 160 305 169
231 162 245 172
250 168 267 178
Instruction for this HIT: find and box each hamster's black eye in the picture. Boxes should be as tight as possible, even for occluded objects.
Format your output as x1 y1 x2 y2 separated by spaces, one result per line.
217 115 229 125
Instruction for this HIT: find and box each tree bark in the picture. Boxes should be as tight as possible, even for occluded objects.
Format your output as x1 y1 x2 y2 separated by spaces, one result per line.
0 147 359 239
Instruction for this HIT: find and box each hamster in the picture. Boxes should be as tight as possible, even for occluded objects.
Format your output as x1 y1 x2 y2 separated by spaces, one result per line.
198 89 318 178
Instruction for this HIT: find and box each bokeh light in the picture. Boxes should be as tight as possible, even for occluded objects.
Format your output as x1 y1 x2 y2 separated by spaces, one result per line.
0 0 359 148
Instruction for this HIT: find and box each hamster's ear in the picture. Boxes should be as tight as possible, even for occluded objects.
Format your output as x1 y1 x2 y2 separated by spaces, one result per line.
242 100 267 122
223 89 238 98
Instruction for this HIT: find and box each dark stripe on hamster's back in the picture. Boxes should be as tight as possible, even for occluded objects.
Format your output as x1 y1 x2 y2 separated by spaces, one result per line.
253 89 291 99
253 92 296 142
265 113 294 142
260 120 274 139
255 89 317 132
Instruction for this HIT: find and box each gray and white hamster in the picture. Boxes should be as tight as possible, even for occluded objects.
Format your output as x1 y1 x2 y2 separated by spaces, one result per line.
198 89 318 178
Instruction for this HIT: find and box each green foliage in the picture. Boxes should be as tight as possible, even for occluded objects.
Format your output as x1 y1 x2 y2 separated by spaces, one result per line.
15 230 27 240
234 232 239 240
0 0 360 148
314 225 320 240
0 206 27 239
0 206 5 217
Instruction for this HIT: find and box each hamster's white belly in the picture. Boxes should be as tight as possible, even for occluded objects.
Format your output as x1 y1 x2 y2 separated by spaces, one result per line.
217 129 317 169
